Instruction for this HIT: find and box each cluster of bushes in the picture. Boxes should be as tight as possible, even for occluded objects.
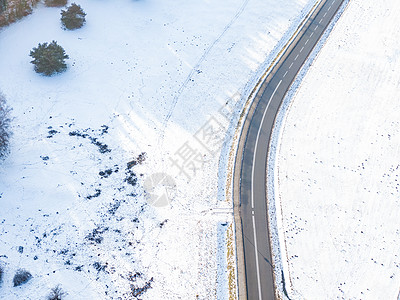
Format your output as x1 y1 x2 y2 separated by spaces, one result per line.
30 3 86 76
0 3 87 158
0 0 40 27
0 0 87 28
0 266 66 299
1 1 86 75
1 0 87 76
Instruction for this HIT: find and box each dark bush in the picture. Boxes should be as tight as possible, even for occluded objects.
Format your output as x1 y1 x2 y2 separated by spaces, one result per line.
0 93 11 160
13 269 32 287
30 41 69 76
47 285 66 300
44 0 67 7
61 3 86 30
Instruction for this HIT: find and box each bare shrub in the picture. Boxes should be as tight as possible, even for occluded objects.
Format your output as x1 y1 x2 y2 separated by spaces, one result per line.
47 285 67 300
0 93 11 160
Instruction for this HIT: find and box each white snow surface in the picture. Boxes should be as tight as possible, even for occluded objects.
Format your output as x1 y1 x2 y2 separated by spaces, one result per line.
0 0 318 299
273 0 400 298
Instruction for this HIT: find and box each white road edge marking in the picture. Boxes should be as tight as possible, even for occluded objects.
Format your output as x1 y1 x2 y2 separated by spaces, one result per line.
251 79 282 209
252 214 262 300
251 78 282 299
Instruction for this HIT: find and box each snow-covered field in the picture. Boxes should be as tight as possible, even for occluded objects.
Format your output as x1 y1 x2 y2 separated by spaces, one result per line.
273 0 400 298
0 0 318 299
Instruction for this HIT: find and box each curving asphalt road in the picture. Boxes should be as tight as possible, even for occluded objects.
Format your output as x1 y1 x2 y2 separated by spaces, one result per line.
235 0 346 299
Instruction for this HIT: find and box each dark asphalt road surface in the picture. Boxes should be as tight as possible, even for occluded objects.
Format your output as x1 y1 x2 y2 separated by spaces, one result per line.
238 0 345 299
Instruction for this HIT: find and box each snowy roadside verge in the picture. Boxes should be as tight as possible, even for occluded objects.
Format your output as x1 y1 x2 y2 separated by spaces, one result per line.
269 0 400 298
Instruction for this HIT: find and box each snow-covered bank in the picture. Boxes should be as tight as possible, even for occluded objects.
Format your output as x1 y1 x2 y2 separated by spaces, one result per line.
273 0 400 298
0 0 317 298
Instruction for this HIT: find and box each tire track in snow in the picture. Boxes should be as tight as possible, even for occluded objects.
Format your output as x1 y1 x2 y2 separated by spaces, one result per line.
158 0 250 145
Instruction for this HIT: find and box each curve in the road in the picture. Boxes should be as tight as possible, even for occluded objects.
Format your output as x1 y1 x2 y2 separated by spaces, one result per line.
234 0 347 299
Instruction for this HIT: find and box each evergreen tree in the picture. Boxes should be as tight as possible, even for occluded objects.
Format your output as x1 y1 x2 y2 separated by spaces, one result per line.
61 3 86 30
30 41 69 76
